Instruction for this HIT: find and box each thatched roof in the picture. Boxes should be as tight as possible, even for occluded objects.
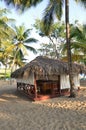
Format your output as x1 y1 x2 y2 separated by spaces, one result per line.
11 56 85 79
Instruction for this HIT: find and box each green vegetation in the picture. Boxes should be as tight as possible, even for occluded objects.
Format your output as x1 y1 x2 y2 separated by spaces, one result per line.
0 69 11 79
0 8 38 76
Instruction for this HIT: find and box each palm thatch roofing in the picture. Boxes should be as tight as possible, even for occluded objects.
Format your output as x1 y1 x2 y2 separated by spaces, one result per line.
11 56 85 79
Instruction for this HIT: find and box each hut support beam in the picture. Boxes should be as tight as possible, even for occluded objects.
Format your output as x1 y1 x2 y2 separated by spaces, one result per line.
34 73 37 99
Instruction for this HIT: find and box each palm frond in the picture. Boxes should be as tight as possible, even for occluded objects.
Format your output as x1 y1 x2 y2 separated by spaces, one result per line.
61 54 84 62
0 16 15 23
55 0 64 20
0 19 8 27
71 26 82 39
78 0 86 8
0 8 10 16
42 1 54 35
4 0 43 11
42 0 64 35
71 42 86 50
23 28 31 38
24 38 38 43
25 45 37 54
17 43 28 56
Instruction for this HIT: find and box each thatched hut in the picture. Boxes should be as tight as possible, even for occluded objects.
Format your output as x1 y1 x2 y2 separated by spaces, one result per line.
11 56 85 101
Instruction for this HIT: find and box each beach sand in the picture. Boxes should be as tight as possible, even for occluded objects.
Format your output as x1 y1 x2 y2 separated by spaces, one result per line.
0 80 86 130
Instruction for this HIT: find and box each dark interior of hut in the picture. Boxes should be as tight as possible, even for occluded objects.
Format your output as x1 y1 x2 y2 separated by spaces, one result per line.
36 80 60 96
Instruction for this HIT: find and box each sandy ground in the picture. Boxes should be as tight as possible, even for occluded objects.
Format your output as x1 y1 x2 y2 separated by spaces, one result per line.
0 80 86 130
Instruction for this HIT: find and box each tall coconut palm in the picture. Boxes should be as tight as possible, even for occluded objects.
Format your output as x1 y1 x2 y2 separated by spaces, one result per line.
11 24 37 71
12 24 37 55
4 0 86 97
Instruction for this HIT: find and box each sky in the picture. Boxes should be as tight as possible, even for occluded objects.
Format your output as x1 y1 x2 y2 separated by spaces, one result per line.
0 0 86 61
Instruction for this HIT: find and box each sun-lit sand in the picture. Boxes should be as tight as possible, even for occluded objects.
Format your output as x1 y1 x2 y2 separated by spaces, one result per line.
0 80 86 130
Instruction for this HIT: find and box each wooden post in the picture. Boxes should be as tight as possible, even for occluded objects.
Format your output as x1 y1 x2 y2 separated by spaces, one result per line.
34 73 37 99
59 75 61 95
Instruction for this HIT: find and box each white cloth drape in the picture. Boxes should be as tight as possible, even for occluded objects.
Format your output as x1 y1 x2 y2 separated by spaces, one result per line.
73 74 80 89
17 72 34 85
60 74 70 89
60 74 80 90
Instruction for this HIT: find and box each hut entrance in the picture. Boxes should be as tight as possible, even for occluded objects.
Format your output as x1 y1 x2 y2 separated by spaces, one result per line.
36 79 60 96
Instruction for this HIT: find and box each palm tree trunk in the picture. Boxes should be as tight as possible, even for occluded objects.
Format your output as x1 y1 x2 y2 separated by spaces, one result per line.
65 0 76 97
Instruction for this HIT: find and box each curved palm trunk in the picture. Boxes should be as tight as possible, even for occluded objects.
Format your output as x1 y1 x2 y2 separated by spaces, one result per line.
65 0 76 97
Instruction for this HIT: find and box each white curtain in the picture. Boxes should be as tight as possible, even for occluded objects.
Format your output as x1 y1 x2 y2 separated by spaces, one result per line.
60 74 70 89
17 72 34 85
60 74 80 90
73 74 80 89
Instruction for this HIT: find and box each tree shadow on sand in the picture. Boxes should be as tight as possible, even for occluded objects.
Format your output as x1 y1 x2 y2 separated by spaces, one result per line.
0 87 32 102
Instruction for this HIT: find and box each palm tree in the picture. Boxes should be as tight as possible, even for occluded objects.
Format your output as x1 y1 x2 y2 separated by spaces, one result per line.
0 8 16 78
11 24 37 71
61 22 86 64
13 24 37 54
4 0 86 97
